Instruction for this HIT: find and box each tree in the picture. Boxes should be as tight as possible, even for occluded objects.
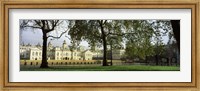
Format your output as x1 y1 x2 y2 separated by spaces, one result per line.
68 38 80 60
149 20 180 65
124 20 155 62
20 19 180 67
69 20 176 66
20 20 69 68
69 20 125 66
124 20 176 65
170 20 180 51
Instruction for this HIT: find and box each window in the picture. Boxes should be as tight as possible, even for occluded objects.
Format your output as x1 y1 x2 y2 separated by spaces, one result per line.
39 52 41 56
66 53 68 56
57 52 59 56
32 52 34 56
36 52 38 56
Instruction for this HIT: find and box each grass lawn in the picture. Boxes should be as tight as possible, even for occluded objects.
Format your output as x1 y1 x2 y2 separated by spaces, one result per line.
20 65 180 71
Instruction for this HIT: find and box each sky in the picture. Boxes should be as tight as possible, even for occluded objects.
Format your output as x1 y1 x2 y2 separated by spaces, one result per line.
20 29 89 48
20 29 169 49
19 20 170 48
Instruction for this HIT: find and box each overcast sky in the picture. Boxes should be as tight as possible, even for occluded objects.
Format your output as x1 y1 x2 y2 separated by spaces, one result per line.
19 20 170 48
20 28 89 48
20 29 169 49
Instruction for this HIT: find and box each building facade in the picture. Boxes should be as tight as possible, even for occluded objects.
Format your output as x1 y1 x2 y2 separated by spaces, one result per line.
20 40 94 61
20 40 125 61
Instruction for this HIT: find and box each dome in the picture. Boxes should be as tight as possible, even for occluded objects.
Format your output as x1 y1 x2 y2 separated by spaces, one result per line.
48 42 53 48
62 40 68 50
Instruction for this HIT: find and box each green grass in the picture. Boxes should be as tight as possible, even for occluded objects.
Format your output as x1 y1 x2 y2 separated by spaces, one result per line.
20 65 180 71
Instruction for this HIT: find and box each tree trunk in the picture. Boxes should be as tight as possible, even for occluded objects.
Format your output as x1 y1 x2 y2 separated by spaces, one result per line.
99 21 108 66
145 56 148 65
167 58 170 66
102 37 108 66
40 32 49 68
169 57 171 66
110 43 113 66
171 20 180 51
155 55 159 65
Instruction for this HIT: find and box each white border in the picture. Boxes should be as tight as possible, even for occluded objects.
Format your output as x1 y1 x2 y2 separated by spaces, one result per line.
9 9 191 82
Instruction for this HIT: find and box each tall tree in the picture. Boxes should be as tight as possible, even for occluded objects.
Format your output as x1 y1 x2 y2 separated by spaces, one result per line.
170 20 180 51
20 20 68 68
69 20 125 66
124 20 172 65
69 20 178 66
124 20 155 61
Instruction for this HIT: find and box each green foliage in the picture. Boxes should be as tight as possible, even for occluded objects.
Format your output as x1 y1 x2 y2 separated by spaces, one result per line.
68 20 173 62
68 20 125 49
124 20 155 60
124 20 173 61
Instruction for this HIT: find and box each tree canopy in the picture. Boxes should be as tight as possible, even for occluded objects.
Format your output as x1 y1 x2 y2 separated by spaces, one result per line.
68 20 177 66
20 19 180 67
20 20 70 68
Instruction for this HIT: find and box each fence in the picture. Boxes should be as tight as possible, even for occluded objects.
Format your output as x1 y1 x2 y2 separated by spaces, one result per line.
20 59 179 67
20 60 102 66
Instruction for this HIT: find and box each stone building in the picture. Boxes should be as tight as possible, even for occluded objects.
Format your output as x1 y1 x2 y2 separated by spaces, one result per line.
112 49 125 60
20 40 125 61
20 40 94 61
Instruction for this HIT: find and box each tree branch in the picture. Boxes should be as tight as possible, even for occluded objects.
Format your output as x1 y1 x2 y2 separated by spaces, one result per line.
47 29 68 39
65 35 71 40
108 32 137 36
34 20 42 27
22 25 42 29
46 21 50 30
49 20 61 31
97 20 101 25
103 20 107 24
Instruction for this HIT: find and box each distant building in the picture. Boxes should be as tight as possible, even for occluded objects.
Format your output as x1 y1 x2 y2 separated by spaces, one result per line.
20 40 94 61
112 49 125 60
20 40 125 61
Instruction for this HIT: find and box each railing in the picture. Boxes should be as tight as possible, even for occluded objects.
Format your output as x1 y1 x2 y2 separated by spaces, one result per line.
20 59 179 67
20 61 102 66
